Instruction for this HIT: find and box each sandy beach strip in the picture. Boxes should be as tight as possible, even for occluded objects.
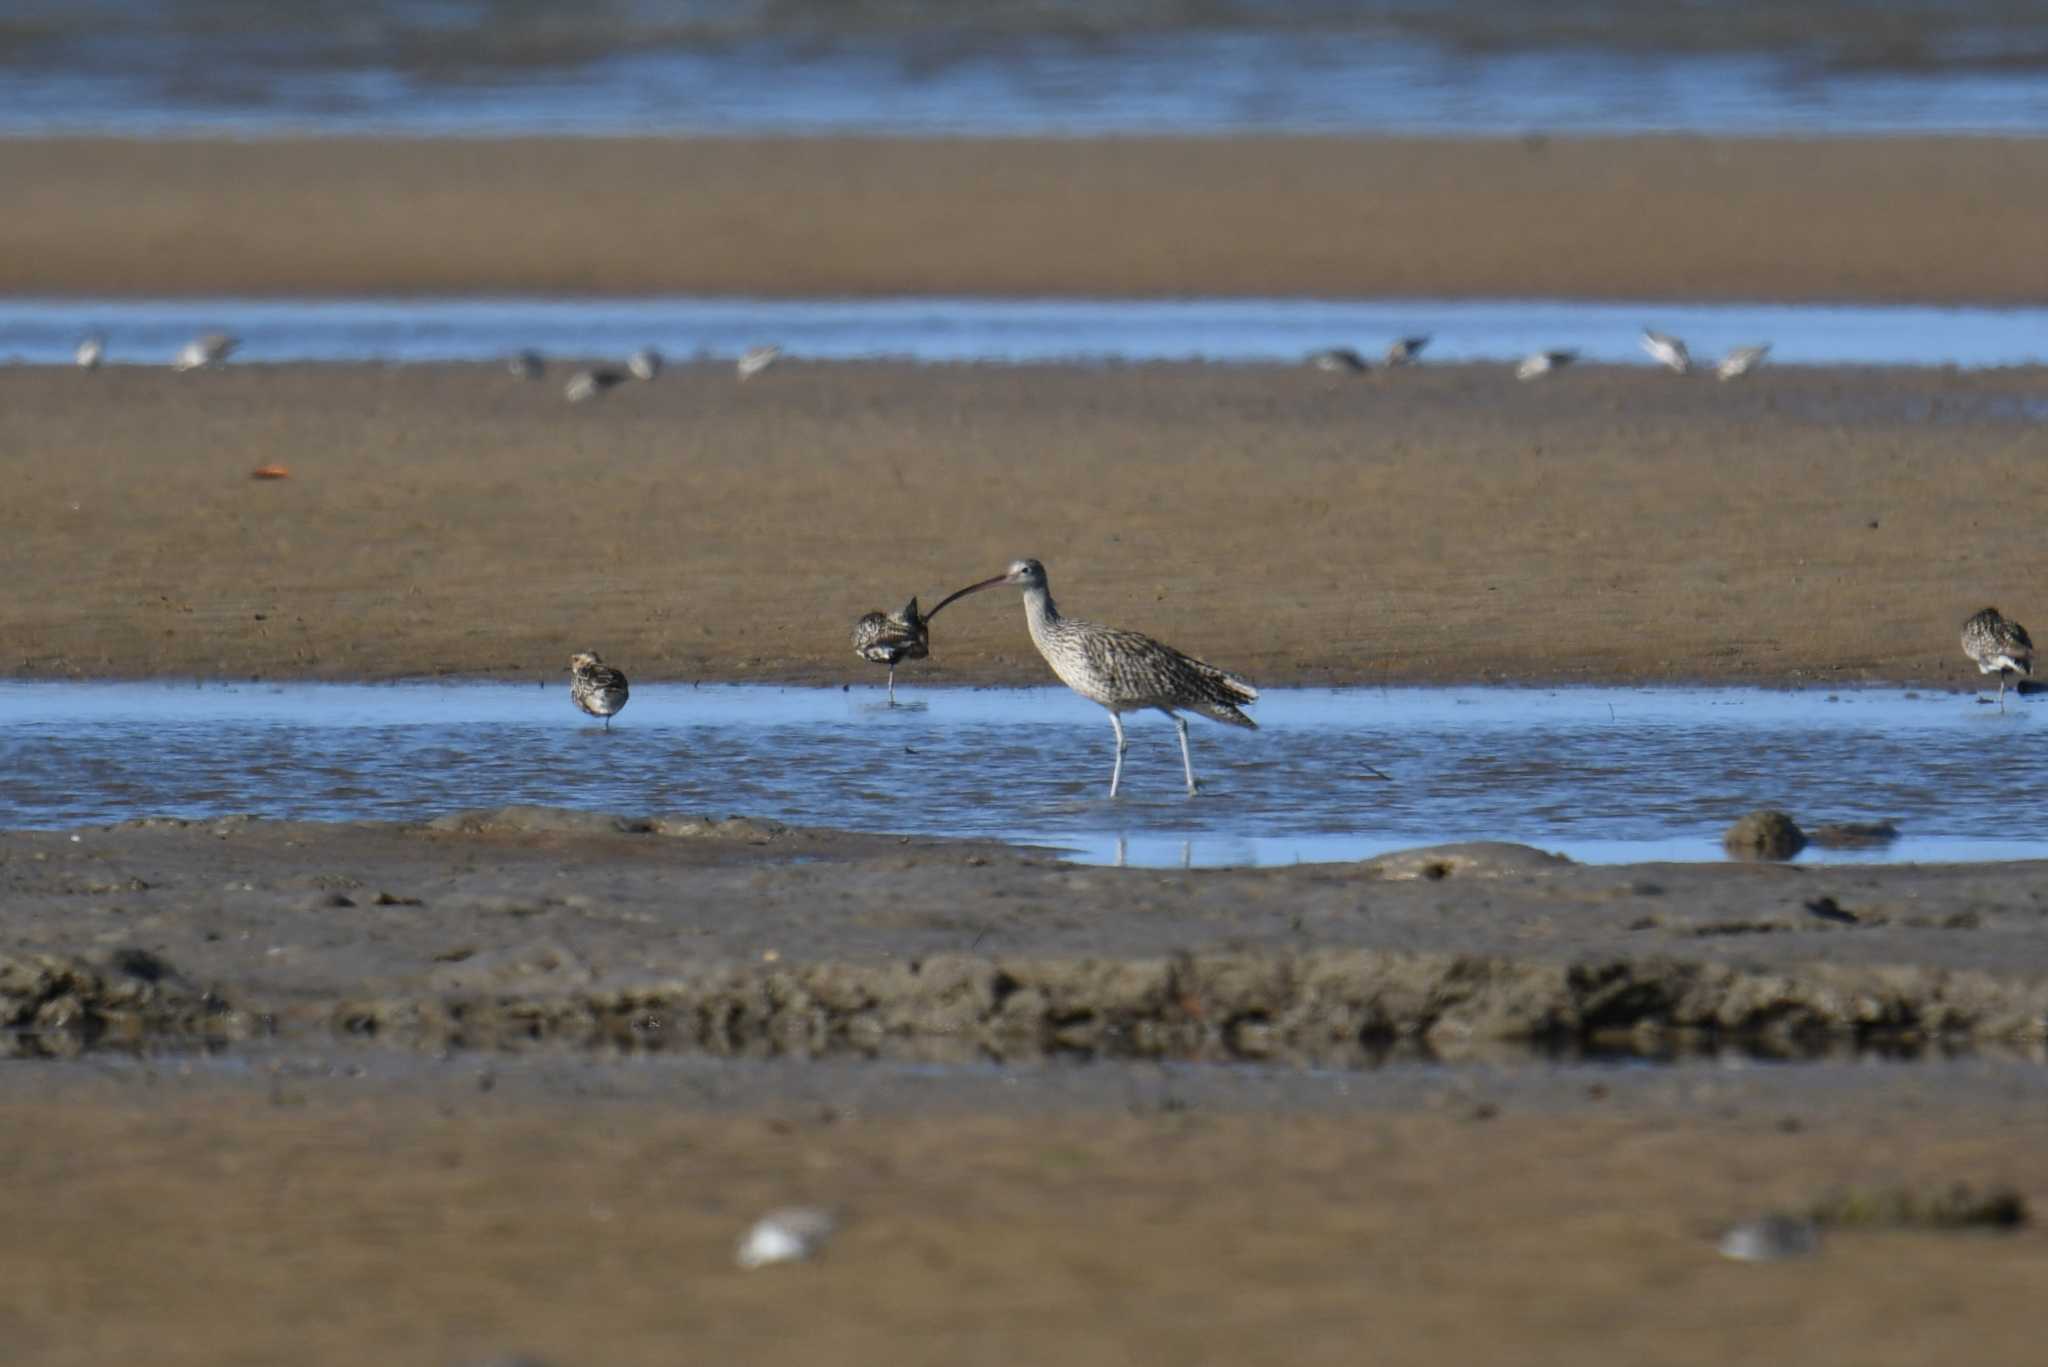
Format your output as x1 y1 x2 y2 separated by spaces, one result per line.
4 360 2043 687
8 136 2048 301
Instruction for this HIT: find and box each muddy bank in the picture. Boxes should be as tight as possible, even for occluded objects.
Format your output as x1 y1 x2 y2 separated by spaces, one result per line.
9 810 2047 1059
8 361 2048 688
10 137 2048 301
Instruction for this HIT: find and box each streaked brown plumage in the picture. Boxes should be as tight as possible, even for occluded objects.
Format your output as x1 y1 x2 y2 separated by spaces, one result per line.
1961 607 2033 709
568 651 630 729
852 598 929 704
1384 335 1430 366
932 558 1256 797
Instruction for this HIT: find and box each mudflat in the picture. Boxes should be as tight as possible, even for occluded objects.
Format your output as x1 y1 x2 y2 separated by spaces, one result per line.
8 136 2048 301
5 810 2047 1365
5 361 2044 687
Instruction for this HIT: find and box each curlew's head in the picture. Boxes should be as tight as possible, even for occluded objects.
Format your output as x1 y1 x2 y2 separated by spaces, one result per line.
929 558 1045 618
567 651 605 674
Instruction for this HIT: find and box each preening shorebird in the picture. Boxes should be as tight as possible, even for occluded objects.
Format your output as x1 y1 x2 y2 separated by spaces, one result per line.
1640 328 1692 374
173 332 237 371
851 598 931 704
1961 607 2034 710
565 368 628 403
737 345 782 380
1384 335 1430 366
1716 344 1771 380
567 651 630 729
75 333 105 370
508 350 545 380
931 558 1257 797
628 348 663 381
1515 349 1577 381
1307 347 1369 373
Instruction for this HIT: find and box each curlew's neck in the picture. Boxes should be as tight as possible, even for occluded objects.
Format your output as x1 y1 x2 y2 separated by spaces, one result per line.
1021 585 1060 642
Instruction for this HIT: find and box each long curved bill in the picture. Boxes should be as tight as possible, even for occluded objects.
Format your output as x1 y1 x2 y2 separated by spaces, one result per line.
925 572 1010 622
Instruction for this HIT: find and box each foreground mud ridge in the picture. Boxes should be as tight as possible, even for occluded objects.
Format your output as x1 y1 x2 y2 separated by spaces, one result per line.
5 809 2046 1062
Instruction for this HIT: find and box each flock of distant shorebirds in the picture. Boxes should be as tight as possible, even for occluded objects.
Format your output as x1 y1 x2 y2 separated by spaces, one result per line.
69 329 784 397
64 325 2032 797
1306 328 1769 381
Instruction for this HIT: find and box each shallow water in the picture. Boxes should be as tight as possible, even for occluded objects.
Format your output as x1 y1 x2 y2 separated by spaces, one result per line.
12 296 2048 370
3 682 2039 868
9 13 2048 137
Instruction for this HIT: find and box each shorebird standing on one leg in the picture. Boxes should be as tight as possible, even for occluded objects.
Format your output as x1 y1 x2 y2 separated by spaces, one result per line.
932 558 1257 797
851 598 930 705
567 651 631 729
1961 607 2034 711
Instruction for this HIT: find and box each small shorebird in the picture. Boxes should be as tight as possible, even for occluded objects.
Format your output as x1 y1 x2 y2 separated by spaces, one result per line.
1384 335 1430 366
508 350 545 380
1515 349 1577 381
172 332 237 371
1716 344 1771 380
1307 347 1369 373
851 598 930 704
1961 607 2034 710
737 345 782 381
565 368 629 404
628 347 663 381
1640 328 1692 374
75 333 105 370
932 558 1257 797
568 651 630 729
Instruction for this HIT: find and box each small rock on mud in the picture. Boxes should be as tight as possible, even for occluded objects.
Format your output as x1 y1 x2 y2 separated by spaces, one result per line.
1723 810 1806 861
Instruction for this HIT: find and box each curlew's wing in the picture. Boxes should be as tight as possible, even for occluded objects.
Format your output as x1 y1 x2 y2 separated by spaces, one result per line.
1071 622 1258 728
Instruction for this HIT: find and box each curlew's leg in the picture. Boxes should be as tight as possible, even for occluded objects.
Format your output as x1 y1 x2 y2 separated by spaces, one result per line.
1109 713 1128 798
604 715 612 732
1998 671 2009 712
887 665 897 706
1172 713 1198 796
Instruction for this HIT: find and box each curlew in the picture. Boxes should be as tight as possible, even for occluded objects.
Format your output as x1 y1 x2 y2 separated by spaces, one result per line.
172 332 237 371
1716 344 1770 380
1640 328 1692 374
567 651 630 729
1383 335 1430 366
1961 607 2033 710
628 347 663 381
851 598 931 704
565 368 628 404
932 558 1256 797
1515 349 1576 381
1307 347 1369 373
75 332 105 370
737 345 782 380
508 350 545 380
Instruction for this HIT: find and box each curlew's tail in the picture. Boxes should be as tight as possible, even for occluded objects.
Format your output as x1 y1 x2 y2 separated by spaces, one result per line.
1186 664 1258 729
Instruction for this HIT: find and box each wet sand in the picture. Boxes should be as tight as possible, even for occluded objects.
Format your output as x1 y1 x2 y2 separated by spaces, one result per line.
10 134 2048 1363
4 1060 2044 1367
6 361 2045 687
9 137 2048 301
6 810 2048 1362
